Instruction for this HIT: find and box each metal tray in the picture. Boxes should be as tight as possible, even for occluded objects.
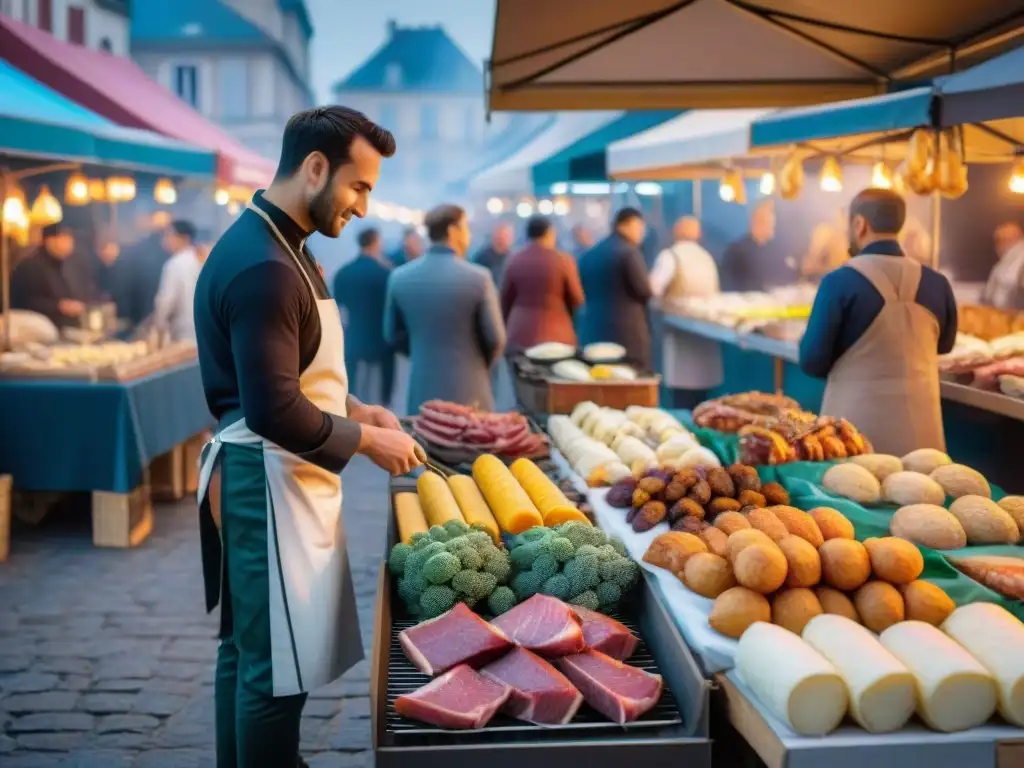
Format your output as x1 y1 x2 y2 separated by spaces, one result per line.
371 478 712 768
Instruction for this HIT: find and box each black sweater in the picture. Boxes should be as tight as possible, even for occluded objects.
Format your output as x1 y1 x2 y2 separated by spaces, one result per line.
193 191 361 472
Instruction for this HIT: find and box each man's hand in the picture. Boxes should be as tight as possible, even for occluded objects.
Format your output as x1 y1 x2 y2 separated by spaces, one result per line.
358 425 423 475
349 402 402 431
58 299 86 317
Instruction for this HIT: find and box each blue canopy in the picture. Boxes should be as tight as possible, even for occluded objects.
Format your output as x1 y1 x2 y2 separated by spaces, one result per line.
0 60 215 177
749 88 934 150
936 46 1024 127
530 110 680 191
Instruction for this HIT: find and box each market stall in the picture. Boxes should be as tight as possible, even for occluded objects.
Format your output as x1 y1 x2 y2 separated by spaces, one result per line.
374 400 1024 768
0 60 217 549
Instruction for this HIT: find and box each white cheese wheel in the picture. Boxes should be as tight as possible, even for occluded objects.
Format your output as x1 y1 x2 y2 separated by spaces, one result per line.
879 620 997 732
802 614 915 732
942 603 1024 727
736 621 848 736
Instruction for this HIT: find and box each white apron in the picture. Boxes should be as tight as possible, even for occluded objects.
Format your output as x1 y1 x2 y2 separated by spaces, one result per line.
658 242 724 390
196 202 363 696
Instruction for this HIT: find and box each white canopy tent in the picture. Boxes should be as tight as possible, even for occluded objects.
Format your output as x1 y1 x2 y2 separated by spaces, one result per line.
467 111 621 195
607 109 776 179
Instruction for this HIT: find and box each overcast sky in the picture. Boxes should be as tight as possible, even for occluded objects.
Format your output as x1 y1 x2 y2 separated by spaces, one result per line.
306 0 496 104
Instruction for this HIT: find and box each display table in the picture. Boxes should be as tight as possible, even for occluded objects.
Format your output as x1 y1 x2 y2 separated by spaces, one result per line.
0 362 211 547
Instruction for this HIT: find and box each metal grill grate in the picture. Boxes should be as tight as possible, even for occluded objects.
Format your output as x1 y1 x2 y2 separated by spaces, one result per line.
384 611 682 742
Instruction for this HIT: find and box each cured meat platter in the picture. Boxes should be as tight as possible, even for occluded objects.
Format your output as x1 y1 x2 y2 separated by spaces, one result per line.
371 479 712 768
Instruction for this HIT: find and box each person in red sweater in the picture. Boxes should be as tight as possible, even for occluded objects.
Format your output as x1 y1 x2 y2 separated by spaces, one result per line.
500 215 585 353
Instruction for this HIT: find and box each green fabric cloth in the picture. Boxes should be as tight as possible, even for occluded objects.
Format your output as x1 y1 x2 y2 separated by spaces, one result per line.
688 427 1024 621
215 442 306 767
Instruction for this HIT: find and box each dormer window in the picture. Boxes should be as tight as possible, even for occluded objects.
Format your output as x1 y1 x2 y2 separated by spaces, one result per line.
384 63 402 88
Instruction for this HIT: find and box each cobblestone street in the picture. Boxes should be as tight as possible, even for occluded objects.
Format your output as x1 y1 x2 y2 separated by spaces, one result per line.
0 456 391 767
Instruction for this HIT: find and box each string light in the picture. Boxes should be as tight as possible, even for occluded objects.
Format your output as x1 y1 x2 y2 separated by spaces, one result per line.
154 178 178 205
819 156 843 193
214 188 230 206
759 172 775 195
552 197 570 216
485 197 504 214
515 201 533 218
29 185 63 226
106 176 136 202
871 161 893 189
88 178 108 202
1010 158 1024 194
2 186 26 225
537 199 554 215
64 173 89 205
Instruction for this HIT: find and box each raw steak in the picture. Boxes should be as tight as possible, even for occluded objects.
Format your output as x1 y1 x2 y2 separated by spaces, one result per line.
395 664 511 729
556 650 663 724
572 606 639 661
491 595 586 657
400 603 513 676
481 647 583 725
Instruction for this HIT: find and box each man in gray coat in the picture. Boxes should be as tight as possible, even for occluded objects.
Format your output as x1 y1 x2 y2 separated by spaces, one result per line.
384 204 506 413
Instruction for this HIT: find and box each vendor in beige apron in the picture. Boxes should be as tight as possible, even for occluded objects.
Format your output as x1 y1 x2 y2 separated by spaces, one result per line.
818 193 946 456
194 112 421 768
650 218 723 410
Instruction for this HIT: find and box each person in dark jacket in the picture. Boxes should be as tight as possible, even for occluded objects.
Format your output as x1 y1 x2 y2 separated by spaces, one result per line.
721 200 776 292
800 188 957 456
119 223 170 327
470 222 513 286
577 207 653 370
388 226 423 267
333 227 395 406
500 215 584 352
10 223 92 328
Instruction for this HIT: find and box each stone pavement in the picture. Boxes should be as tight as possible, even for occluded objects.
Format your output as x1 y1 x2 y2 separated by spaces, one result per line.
0 455 392 767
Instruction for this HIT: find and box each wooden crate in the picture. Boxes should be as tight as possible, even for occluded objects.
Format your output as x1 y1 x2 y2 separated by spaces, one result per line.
150 444 185 501
0 475 10 562
92 482 153 548
515 373 661 415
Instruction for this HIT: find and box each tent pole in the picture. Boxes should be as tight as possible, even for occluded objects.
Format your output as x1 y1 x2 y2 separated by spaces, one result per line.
693 179 702 218
930 190 941 269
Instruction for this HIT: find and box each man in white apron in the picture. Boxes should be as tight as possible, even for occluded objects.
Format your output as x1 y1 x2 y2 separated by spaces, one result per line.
193 106 423 767
649 216 723 410
799 188 958 456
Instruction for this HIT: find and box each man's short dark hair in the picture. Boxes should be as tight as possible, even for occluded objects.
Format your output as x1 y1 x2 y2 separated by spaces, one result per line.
275 106 397 179
357 228 380 249
170 220 196 242
613 207 643 228
41 223 71 239
526 215 552 240
850 188 906 235
424 204 465 244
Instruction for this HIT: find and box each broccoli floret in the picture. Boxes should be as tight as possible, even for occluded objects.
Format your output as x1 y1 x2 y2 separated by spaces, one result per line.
388 542 413 575
483 552 511 583
419 584 457 618
574 544 601 559
405 541 446 575
423 552 461 585
580 526 608 547
519 526 551 543
451 569 495 598
601 557 640 590
596 544 618 562
465 531 494 548
511 569 545 600
531 553 559 581
596 581 622 607
510 540 543 568
427 524 450 542
456 546 484 571
557 521 591 548
460 595 479 609
543 536 575 563
541 573 571 600
409 531 429 547
569 590 600 612
563 555 601 596
443 519 470 537
487 586 517 616
396 576 422 607
609 538 628 557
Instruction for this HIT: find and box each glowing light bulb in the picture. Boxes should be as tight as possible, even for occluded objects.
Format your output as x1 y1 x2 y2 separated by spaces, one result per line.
2 188 26 225
29 185 63 226
553 198 570 216
88 178 108 202
515 202 533 218
65 173 89 205
1010 159 1024 194
819 156 843 193
154 178 178 205
718 180 735 202
537 199 554 215
214 188 230 206
486 197 504 214
759 172 775 195
871 161 893 189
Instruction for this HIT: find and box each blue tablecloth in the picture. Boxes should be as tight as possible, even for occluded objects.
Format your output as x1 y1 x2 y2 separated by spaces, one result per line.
0 362 212 493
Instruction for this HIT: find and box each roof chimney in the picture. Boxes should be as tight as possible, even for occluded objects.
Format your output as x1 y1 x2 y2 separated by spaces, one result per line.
387 19 398 37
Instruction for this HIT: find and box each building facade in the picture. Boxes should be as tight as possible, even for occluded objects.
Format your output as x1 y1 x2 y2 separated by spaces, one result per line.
332 20 513 208
130 0 314 163
0 0 130 54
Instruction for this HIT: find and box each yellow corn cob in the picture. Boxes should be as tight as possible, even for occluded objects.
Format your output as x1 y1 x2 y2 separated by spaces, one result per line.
393 492 429 544
447 474 501 543
471 454 543 534
416 471 464 527
509 457 590 527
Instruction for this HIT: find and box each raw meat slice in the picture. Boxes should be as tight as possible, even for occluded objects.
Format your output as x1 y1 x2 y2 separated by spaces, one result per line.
491 595 586 657
556 650 663 724
481 647 584 724
395 664 511 729
400 603 513 676
572 606 639 661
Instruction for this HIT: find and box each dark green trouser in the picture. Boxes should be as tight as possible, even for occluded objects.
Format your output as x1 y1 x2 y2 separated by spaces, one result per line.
213 442 307 768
